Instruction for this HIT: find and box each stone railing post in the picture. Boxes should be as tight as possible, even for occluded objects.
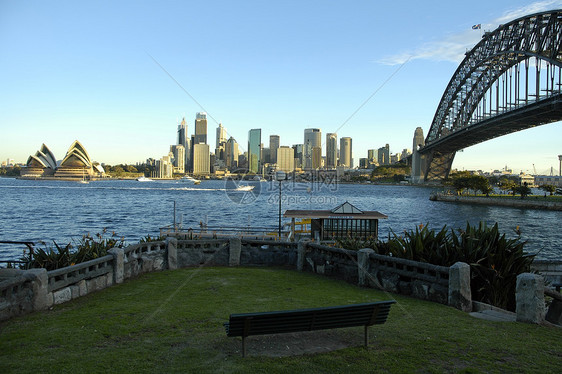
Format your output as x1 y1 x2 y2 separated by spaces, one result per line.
357 248 374 287
24 268 49 311
516 273 545 324
108 247 125 284
166 237 178 270
297 239 309 271
229 237 241 266
448 262 471 312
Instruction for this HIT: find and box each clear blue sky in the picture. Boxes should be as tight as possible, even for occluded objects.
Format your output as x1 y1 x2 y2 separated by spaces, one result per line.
1 0 561 174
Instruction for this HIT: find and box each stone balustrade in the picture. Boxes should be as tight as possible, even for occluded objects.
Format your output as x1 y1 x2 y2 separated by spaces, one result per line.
0 237 551 324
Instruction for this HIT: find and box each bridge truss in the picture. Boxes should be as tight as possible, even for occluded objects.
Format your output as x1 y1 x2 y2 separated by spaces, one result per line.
421 10 562 181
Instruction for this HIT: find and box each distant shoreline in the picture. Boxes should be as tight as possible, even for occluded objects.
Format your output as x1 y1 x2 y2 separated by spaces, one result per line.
430 193 562 211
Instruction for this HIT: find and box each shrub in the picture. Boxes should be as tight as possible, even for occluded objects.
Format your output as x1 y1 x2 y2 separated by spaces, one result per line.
337 222 533 311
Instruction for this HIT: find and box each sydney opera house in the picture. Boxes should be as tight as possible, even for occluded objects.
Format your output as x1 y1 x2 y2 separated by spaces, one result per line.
20 140 105 180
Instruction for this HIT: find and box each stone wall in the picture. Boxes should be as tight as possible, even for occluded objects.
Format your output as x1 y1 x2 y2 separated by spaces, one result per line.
0 237 478 322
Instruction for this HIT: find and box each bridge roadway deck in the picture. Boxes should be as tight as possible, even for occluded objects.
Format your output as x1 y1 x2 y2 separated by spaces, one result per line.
421 94 562 154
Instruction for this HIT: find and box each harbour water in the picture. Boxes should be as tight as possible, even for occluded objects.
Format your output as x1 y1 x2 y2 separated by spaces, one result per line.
0 177 560 261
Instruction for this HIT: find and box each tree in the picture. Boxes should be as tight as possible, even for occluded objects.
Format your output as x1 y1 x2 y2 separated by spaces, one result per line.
499 178 517 195
539 184 556 196
513 185 531 199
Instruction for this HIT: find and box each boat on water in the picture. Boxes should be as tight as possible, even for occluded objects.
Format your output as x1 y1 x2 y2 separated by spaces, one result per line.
136 176 154 182
179 175 201 185
235 185 255 191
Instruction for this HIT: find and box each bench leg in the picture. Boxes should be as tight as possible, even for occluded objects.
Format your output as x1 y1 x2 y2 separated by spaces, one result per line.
242 336 246 358
364 325 368 347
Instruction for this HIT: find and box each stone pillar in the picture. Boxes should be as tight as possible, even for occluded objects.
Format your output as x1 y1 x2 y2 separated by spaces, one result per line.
108 247 125 284
229 237 241 266
516 273 545 324
23 268 49 312
166 237 178 270
297 239 309 271
448 262 471 312
357 248 374 287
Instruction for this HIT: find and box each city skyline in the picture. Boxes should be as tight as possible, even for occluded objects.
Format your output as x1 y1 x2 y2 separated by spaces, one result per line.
1 1 561 175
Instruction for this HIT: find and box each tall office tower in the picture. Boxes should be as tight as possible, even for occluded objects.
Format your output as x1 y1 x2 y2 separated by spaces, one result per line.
248 129 261 174
194 112 208 145
170 144 185 174
192 143 210 175
411 127 426 183
277 146 294 172
340 137 353 168
216 123 227 148
225 137 239 170
292 144 303 169
312 146 322 169
326 133 338 168
177 117 190 172
367 149 376 162
303 128 321 169
269 135 280 164
378 144 390 166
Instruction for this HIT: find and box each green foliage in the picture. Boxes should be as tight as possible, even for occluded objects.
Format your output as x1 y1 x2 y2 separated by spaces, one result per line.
450 222 533 311
450 174 491 195
499 178 517 194
0 165 21 176
22 230 125 271
539 184 556 196
512 185 532 199
140 234 165 243
337 222 533 311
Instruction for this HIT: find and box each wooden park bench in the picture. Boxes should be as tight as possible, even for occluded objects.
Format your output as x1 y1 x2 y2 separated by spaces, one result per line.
224 300 396 357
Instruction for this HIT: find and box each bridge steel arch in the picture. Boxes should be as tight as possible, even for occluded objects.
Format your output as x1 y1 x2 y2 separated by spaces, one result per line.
420 10 562 181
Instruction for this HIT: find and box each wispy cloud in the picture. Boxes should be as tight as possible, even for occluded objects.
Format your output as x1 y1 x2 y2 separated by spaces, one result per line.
378 1 562 66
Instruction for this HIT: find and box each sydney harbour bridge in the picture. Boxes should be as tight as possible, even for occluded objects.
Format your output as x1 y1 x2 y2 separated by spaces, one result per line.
413 10 562 182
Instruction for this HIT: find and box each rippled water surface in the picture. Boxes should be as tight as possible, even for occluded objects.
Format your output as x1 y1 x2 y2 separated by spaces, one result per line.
1 177 560 260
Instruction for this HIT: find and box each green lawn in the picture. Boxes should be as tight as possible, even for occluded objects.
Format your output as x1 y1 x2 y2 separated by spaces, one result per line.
1 267 560 373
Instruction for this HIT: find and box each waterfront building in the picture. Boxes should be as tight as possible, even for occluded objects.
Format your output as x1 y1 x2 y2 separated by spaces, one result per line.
225 137 239 170
411 127 426 183
216 123 227 147
21 143 58 178
248 129 261 174
535 175 562 187
193 143 210 175
292 144 303 169
54 140 95 179
359 158 369 169
170 144 185 174
326 133 338 169
277 146 294 173
156 154 173 179
312 146 322 169
215 123 227 164
339 137 353 168
269 135 280 164
377 144 390 166
284 201 387 241
194 112 207 145
177 117 191 172
304 128 321 170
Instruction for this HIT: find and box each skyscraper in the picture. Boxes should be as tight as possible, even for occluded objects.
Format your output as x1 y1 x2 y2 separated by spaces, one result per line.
177 117 190 172
194 112 207 145
216 123 227 148
193 143 210 175
326 133 338 169
378 144 390 166
304 128 321 170
269 135 280 164
170 144 185 174
277 146 294 173
225 137 239 170
340 137 353 168
248 129 261 174
215 123 227 164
